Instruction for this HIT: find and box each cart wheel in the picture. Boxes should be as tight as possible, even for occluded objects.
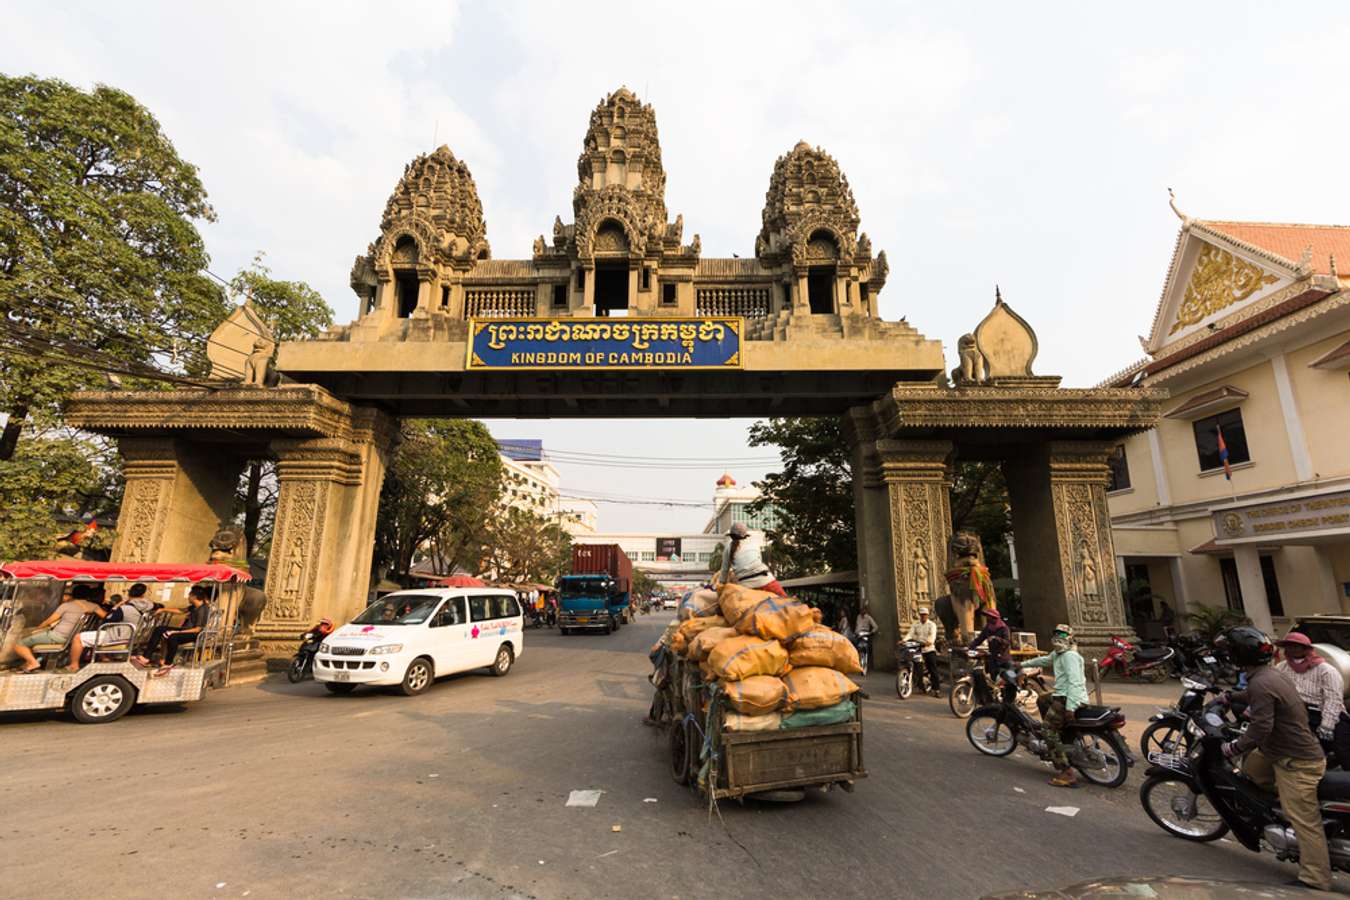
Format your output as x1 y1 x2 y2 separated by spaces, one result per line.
671 717 694 785
69 676 136 724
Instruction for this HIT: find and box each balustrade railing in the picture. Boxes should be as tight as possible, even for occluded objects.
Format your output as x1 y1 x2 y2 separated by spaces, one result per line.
464 289 536 318
695 287 771 319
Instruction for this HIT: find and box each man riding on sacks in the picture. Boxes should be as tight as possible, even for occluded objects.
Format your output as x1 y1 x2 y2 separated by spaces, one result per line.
1019 624 1088 788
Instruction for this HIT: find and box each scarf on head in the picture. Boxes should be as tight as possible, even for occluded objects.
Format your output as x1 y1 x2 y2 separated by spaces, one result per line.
945 558 996 608
1287 650 1326 674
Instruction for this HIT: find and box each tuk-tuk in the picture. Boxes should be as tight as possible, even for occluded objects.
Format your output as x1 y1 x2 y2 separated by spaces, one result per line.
0 561 248 723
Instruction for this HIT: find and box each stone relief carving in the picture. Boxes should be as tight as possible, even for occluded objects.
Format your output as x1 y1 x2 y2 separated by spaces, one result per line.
120 479 167 563
1170 243 1278 334
912 537 931 608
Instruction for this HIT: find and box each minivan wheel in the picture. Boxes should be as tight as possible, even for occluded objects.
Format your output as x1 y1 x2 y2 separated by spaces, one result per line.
490 644 514 677
400 658 434 696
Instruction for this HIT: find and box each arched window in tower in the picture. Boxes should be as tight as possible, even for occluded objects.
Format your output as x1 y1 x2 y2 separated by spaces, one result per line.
611 126 626 146
805 229 839 315
392 236 420 318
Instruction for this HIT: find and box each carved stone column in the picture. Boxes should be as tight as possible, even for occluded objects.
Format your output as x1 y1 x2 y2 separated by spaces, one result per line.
254 407 396 655
877 439 953 668
113 438 245 564
843 408 891 656
1004 441 1134 657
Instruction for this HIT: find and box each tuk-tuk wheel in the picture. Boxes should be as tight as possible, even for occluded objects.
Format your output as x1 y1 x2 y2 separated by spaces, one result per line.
671 717 693 785
69 676 136 724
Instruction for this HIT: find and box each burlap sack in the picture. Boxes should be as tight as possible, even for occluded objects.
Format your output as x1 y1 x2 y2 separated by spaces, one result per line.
708 634 790 681
717 583 778 628
723 676 788 716
782 666 860 711
678 588 721 621
670 614 728 655
787 627 863 674
688 626 739 662
735 597 817 643
723 710 783 732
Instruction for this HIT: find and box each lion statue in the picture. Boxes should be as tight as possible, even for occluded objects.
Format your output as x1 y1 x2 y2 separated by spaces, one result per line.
935 531 996 646
208 526 268 637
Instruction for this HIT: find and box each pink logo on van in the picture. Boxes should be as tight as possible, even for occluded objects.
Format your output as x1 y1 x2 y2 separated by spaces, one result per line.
471 626 480 639
362 626 375 633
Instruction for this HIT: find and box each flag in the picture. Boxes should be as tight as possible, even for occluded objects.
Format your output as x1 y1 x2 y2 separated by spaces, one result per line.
1215 425 1233 480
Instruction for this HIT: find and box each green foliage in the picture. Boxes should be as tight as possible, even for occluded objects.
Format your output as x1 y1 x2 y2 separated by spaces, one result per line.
632 569 661 600
747 417 854 579
1184 604 1250 642
479 506 572 585
375 419 502 578
229 252 334 342
0 434 119 560
0 74 226 454
949 461 1012 580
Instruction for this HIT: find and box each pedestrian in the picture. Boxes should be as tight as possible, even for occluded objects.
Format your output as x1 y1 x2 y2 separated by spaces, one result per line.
716 522 786 597
1018 624 1089 787
904 607 941 695
1275 631 1350 770
1219 626 1331 891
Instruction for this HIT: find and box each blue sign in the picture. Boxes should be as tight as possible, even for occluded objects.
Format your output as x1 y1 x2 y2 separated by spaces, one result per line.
467 317 742 370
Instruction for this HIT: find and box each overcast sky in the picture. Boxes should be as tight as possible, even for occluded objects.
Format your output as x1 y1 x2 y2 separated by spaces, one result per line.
8 2 1350 532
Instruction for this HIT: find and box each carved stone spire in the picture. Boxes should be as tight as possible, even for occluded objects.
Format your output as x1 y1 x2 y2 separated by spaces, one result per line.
757 141 862 265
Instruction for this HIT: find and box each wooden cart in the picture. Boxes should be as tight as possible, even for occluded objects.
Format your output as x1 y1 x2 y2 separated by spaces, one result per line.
662 657 866 801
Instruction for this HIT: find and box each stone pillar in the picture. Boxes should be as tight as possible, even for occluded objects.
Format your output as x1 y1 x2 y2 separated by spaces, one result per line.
254 407 396 656
1233 545 1274 635
113 438 245 564
868 438 953 670
843 408 891 661
1004 441 1135 656
794 267 809 314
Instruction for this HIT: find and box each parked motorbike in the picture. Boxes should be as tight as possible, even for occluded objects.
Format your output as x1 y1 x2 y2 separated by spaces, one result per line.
1098 634 1176 683
967 667 1132 788
1167 632 1240 686
1140 696 1350 875
949 650 1046 718
896 639 927 699
287 619 334 683
856 630 874 676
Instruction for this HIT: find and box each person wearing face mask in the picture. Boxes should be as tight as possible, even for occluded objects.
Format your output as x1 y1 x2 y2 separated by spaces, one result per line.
1017 624 1088 787
1275 631 1350 770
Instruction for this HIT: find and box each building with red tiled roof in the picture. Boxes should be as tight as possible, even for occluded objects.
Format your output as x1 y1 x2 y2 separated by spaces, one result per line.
1103 198 1350 638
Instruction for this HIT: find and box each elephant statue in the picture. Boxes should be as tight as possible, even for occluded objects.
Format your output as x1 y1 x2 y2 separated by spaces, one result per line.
941 531 997 646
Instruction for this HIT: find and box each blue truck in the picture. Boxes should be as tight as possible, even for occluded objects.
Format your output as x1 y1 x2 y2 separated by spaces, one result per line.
557 544 632 635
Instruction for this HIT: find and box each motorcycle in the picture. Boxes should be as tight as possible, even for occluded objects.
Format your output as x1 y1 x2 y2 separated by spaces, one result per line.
896 639 930 699
1167 632 1240 686
1098 634 1176 683
949 650 1046 718
1139 676 1225 759
967 667 1132 788
287 619 334 683
1140 696 1350 875
856 630 874 676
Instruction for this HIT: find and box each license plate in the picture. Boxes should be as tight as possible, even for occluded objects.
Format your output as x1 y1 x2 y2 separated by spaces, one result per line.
1201 655 1216 664
577 617 590 623
333 671 350 682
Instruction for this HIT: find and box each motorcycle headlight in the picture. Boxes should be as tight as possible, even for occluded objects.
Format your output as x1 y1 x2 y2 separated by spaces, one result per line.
369 644 403 655
319 641 330 653
1186 718 1204 738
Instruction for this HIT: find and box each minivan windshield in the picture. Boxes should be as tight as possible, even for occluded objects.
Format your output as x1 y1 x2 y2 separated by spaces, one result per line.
352 595 442 626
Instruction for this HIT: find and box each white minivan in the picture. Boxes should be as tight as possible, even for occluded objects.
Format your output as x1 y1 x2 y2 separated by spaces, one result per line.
313 588 523 696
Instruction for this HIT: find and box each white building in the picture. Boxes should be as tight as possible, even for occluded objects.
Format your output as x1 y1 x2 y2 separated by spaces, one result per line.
704 472 779 535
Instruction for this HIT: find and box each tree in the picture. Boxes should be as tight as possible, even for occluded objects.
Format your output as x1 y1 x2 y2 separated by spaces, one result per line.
949 461 1013 581
747 417 854 579
0 75 227 459
0 434 119 560
632 569 661 601
478 507 572 584
374 419 502 579
228 252 335 556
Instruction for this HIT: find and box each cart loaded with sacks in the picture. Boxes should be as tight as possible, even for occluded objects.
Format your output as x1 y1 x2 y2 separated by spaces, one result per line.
655 584 867 802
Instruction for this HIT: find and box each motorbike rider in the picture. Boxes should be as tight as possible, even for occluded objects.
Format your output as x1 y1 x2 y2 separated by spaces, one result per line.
1219 625 1331 892
1018 624 1088 788
1275 631 1350 770
903 607 940 695
967 606 1012 691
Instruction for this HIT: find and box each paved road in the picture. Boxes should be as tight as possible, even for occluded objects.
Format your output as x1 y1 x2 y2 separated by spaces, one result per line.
3 613 1344 898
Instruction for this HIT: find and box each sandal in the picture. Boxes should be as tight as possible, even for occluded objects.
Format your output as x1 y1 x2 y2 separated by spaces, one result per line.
153 665 174 677
19 665 42 674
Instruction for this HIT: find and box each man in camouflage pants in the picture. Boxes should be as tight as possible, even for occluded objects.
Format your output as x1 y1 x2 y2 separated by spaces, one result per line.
1020 625 1088 788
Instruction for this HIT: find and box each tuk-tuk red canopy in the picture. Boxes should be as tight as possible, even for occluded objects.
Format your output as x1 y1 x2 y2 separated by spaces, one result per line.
432 574 486 587
0 561 252 583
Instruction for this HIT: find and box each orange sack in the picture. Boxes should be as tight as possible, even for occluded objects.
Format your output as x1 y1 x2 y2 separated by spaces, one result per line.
782 666 861 711
688 626 739 662
717 583 779 629
788 627 863 674
723 676 788 716
707 634 790 681
671 614 728 655
736 597 817 643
